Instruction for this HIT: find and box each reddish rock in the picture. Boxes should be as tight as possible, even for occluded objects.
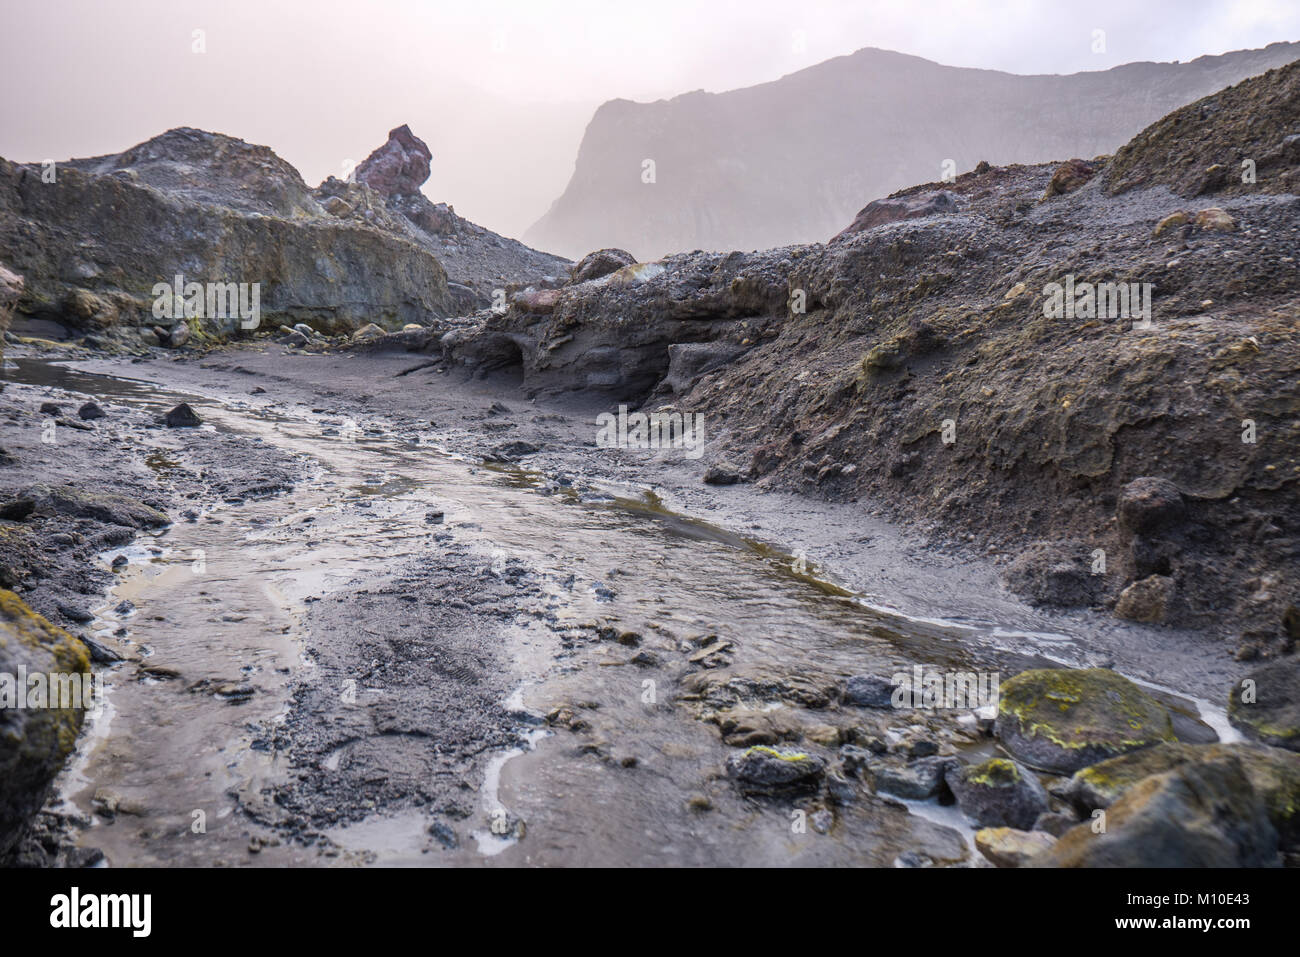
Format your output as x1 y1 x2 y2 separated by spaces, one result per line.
570 248 636 284
513 288 562 315
355 124 433 197
1042 158 1097 198
832 190 961 241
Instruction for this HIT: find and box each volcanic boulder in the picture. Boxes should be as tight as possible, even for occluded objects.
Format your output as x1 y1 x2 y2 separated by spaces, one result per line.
995 669 1177 774
833 189 962 241
1034 757 1280 867
354 124 433 197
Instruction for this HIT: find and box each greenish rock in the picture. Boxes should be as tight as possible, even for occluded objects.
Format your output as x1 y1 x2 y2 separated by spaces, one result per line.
1057 740 1300 850
0 589 91 858
1229 656 1300 753
725 745 826 794
946 757 1049 829
995 668 1176 774
1033 756 1280 867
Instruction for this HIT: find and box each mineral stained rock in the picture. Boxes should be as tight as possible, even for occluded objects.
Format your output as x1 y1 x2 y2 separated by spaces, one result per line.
994 669 1176 774
1034 757 1281 867
0 590 91 858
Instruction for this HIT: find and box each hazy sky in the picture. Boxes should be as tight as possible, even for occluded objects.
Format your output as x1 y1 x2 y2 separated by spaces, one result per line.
2 0 1297 237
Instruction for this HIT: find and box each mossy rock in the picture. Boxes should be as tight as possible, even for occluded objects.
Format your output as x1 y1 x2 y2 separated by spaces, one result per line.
1058 741 1300 850
1228 656 1300 753
995 668 1176 774
1032 756 1279 867
725 745 826 794
967 757 1022 787
946 757 1049 829
0 589 91 858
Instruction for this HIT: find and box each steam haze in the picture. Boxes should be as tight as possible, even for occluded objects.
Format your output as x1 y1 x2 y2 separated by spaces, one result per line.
2 0 1298 238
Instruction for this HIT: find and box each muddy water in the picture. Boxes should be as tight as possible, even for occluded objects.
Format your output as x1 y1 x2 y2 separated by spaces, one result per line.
6 359 1228 866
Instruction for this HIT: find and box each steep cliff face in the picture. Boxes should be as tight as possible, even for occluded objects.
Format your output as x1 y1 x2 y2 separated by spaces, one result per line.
525 43 1300 259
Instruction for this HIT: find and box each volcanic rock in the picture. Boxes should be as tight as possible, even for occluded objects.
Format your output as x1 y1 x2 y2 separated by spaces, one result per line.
354 124 433 197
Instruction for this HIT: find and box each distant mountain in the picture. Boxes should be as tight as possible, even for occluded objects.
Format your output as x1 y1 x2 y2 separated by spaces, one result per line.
525 42 1300 260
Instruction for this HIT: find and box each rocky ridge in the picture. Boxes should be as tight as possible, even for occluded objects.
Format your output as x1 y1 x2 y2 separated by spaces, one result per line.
0 125 568 346
527 42 1300 258
315 124 570 311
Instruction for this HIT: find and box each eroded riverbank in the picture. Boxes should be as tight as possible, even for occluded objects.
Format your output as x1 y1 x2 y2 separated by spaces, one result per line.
0 348 1246 866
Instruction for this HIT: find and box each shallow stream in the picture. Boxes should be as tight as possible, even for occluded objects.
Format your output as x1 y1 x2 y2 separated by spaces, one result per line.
3 358 1232 866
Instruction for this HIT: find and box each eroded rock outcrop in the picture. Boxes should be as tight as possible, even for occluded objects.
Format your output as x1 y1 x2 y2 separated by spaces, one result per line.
0 125 572 340
446 248 789 396
0 129 453 339
315 126 571 309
